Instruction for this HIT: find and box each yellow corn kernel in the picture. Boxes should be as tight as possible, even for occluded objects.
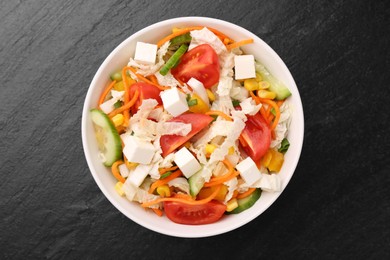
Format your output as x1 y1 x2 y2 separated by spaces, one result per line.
226 198 238 212
244 79 259 91
268 150 284 172
228 146 235 155
188 93 209 113
115 182 125 196
156 185 171 197
255 73 263 82
124 157 139 170
258 80 270 89
206 89 216 102
258 89 276 99
205 143 217 155
113 81 124 91
111 114 124 127
197 185 228 201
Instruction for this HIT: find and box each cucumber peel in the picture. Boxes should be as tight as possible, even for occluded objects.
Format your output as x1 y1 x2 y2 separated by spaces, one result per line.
188 169 205 197
227 188 262 214
90 109 122 167
255 62 291 100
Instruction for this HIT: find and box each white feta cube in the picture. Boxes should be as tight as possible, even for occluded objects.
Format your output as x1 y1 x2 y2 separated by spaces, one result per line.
160 87 189 117
257 173 282 192
128 164 152 187
234 55 256 80
118 163 130 178
134 42 158 65
187 77 209 106
236 157 261 185
122 136 155 164
174 147 202 178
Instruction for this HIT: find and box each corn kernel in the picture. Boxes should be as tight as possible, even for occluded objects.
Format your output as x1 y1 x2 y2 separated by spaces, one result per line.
113 81 125 91
115 182 125 196
244 79 259 91
228 146 235 155
226 198 238 212
188 93 209 113
156 185 171 197
206 89 216 102
111 114 124 127
205 143 217 155
255 73 263 82
125 157 139 170
258 81 270 89
258 90 276 99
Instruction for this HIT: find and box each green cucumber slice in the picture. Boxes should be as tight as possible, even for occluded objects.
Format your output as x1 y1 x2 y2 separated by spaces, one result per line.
255 62 291 100
90 109 122 167
227 188 262 214
188 169 205 197
159 44 188 76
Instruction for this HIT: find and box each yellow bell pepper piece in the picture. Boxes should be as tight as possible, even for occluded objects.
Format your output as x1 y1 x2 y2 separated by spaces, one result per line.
115 182 125 196
244 79 259 91
206 89 216 102
226 198 238 212
188 93 209 113
268 149 284 172
205 143 217 155
197 185 228 201
111 114 124 127
261 149 273 168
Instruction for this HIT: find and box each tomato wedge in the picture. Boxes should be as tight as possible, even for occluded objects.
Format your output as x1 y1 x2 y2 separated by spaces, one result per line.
240 113 271 162
164 200 226 225
129 82 162 114
160 113 213 157
171 44 220 88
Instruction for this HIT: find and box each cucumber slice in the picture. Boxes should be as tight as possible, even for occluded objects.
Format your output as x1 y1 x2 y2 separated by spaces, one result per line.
227 188 262 214
188 169 205 197
255 62 291 100
90 109 122 167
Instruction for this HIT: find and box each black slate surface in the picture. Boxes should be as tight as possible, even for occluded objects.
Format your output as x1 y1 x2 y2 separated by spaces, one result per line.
1 0 389 259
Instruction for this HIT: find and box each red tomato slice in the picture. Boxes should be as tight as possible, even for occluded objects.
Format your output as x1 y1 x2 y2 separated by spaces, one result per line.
171 44 220 88
164 200 226 225
129 82 162 114
160 113 213 157
240 113 271 162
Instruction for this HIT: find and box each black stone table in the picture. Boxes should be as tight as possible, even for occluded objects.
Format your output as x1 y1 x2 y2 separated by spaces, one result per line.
1 0 389 259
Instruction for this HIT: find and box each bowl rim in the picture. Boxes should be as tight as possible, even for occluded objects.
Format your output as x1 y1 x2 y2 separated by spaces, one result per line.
81 16 304 238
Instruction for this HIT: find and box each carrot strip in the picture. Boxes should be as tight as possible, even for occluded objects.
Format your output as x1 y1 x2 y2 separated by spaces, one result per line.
108 89 139 118
239 134 248 147
111 160 126 183
237 188 256 199
141 185 222 207
277 100 284 107
126 66 169 91
122 67 131 125
249 91 271 124
159 166 178 175
157 26 233 47
98 80 116 105
205 110 232 121
148 170 182 194
148 74 158 84
226 38 254 50
152 208 163 217
259 98 280 130
204 160 239 187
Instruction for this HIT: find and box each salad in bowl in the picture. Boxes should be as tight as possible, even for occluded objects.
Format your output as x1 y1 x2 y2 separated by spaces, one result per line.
82 17 303 237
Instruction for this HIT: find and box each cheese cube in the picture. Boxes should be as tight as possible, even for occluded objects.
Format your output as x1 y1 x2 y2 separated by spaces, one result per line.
122 136 155 164
174 147 202 178
236 157 261 185
160 87 189 117
128 164 152 187
134 42 158 65
257 173 282 192
234 55 256 80
187 78 209 106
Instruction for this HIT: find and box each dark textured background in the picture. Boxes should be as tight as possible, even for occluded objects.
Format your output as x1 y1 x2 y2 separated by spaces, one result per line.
1 0 389 259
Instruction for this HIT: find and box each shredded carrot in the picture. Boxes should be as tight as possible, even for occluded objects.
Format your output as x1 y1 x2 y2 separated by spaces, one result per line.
159 166 178 175
126 66 169 91
157 26 233 47
111 160 126 183
148 74 158 84
259 98 280 130
239 134 248 147
98 80 116 105
148 169 182 194
108 89 139 118
204 160 239 187
237 188 257 199
122 67 131 125
205 110 232 121
249 91 271 124
226 38 254 50
141 185 222 207
231 190 239 199
152 208 163 217
277 100 284 107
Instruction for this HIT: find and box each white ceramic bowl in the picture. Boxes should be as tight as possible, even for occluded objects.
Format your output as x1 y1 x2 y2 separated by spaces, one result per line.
82 17 304 237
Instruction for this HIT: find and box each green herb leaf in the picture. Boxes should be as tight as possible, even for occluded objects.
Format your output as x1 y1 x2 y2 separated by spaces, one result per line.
160 171 172 179
278 138 290 154
113 100 122 109
270 108 276 116
232 100 240 107
187 98 198 107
